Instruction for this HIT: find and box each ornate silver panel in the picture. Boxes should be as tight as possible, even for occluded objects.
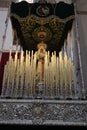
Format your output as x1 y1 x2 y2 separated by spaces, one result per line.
0 99 87 126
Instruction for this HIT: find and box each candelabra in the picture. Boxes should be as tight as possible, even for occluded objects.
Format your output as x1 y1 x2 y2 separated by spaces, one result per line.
1 41 77 99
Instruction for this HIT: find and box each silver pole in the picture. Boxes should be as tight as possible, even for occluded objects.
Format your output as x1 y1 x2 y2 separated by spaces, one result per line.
74 3 85 99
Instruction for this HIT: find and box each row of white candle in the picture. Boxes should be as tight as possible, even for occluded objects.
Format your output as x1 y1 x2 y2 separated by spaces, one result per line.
1 49 77 98
44 51 77 98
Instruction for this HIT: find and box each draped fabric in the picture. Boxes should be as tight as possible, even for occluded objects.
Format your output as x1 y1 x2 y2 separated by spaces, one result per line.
0 52 21 94
0 53 9 94
10 1 75 54
0 52 14 94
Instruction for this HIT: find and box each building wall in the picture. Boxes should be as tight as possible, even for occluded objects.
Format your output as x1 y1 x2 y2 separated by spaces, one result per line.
0 8 13 51
77 14 87 91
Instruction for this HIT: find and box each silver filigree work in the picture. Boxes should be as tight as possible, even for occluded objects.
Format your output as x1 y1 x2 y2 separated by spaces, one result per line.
0 99 87 125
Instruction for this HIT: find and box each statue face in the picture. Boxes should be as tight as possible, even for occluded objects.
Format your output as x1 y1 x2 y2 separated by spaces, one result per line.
36 41 47 59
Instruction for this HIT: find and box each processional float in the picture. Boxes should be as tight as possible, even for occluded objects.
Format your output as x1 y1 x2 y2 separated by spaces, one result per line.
0 0 85 99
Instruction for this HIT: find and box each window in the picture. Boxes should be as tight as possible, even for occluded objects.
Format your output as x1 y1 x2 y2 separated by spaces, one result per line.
18 0 34 3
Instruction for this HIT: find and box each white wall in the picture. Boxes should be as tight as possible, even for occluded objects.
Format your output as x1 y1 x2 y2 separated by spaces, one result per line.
0 8 13 51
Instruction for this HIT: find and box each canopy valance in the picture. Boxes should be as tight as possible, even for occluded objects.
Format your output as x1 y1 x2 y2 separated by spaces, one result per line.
10 1 75 54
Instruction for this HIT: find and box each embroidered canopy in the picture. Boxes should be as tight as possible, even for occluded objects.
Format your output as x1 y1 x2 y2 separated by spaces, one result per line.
10 1 75 54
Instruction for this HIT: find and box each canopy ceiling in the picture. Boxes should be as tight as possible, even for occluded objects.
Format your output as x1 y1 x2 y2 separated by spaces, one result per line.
1 0 87 14
10 1 75 54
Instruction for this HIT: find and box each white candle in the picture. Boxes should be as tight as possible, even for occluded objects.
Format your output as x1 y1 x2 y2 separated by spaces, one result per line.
68 58 72 96
2 64 7 96
59 52 63 87
72 63 77 96
14 50 18 67
15 59 19 97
